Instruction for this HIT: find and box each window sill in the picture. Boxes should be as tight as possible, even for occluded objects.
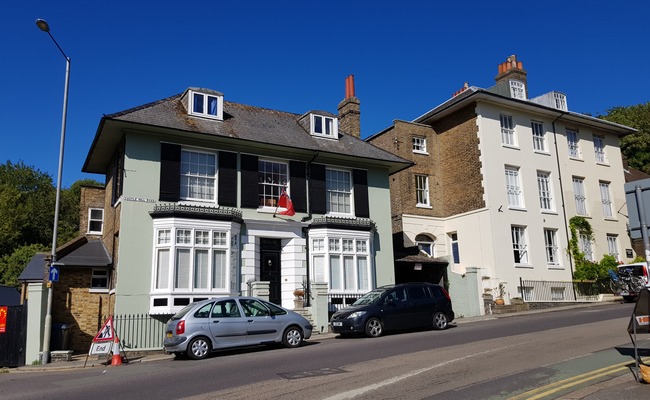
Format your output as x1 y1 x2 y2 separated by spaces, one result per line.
416 204 432 209
576 214 592 219
603 217 618 222
89 288 110 293
534 150 551 156
515 263 533 269
413 150 429 155
502 144 520 150
547 265 564 270
596 162 610 167
541 210 558 215
508 206 527 212
569 156 583 162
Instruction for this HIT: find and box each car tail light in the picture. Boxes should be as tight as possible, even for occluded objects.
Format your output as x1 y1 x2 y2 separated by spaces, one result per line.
441 287 451 301
176 320 185 335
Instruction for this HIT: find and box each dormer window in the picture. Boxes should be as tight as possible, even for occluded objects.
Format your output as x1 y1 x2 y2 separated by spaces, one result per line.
190 91 223 120
509 80 526 100
311 114 338 138
553 92 567 111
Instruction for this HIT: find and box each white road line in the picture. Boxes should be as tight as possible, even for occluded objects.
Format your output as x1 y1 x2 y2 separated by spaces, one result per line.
321 345 514 400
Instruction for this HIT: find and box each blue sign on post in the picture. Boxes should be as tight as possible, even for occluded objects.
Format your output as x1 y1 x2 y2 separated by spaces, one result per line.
49 262 63 282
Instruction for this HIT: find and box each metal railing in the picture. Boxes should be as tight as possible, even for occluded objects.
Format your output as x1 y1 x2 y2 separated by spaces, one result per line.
327 292 364 312
519 278 607 302
104 314 168 350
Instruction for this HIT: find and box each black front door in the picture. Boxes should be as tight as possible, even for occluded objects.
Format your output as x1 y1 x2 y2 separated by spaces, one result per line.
260 238 282 304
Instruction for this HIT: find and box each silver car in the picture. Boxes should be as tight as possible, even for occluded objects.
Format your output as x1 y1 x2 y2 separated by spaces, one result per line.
163 296 312 360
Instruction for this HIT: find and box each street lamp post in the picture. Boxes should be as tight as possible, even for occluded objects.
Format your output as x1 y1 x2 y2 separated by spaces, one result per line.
36 18 70 365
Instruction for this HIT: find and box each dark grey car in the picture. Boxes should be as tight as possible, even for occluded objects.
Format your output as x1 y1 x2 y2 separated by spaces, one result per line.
330 282 454 337
163 296 312 360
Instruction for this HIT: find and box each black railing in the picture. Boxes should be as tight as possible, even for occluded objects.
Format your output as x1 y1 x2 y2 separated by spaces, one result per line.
519 278 608 302
103 314 168 350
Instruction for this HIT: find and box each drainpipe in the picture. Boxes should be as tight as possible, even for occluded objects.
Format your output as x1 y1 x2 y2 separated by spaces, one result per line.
301 151 320 306
551 112 573 274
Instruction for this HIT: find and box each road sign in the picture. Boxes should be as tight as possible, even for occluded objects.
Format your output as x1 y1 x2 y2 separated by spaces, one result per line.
49 263 62 282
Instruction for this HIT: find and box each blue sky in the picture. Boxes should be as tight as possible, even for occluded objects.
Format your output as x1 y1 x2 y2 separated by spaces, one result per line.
2 1 648 187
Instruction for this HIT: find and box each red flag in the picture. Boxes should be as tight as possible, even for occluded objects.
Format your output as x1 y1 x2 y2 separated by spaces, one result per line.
278 190 295 216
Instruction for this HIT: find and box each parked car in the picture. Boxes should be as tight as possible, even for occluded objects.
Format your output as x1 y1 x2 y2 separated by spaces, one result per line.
614 262 650 302
163 296 312 360
330 282 454 338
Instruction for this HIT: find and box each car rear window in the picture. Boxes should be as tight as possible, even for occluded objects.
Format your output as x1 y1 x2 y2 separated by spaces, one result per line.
171 302 201 320
619 264 647 277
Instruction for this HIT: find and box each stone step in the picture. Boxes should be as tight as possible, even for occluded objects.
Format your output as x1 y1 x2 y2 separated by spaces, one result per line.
493 303 530 314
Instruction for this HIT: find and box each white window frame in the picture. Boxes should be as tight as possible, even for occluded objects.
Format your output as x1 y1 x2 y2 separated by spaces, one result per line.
88 208 104 234
258 159 289 209
511 225 529 265
415 234 435 257
579 234 594 261
509 80 526 100
505 166 524 208
593 136 606 164
412 136 427 154
600 181 613 218
544 228 560 266
500 114 516 146
415 174 430 207
90 269 110 292
554 92 567 111
450 233 460 264
537 171 554 212
326 167 353 215
531 121 546 152
180 149 217 202
189 90 223 120
573 177 588 215
152 223 234 296
607 234 619 261
311 233 373 293
567 129 580 158
311 114 338 138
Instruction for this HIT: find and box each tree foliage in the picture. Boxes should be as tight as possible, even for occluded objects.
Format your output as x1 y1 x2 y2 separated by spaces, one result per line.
599 102 650 174
0 161 103 286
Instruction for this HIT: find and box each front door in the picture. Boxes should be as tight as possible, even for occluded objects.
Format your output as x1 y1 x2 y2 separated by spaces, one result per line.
260 238 282 304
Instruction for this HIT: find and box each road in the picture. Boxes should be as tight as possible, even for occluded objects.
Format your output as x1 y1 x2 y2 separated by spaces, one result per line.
2 302 646 399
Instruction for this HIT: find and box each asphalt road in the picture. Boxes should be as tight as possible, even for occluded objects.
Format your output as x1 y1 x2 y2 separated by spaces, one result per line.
2 302 646 399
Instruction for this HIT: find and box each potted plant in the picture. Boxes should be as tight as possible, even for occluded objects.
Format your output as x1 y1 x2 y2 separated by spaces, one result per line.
494 282 506 305
293 289 305 309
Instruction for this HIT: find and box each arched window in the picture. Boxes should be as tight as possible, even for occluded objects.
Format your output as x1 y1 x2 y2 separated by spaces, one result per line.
415 234 435 257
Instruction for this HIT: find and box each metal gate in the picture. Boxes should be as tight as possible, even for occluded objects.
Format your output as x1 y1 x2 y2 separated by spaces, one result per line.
0 305 27 367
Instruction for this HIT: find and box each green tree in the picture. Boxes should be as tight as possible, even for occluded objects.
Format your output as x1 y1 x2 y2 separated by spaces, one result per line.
599 102 650 174
0 161 55 257
0 243 48 288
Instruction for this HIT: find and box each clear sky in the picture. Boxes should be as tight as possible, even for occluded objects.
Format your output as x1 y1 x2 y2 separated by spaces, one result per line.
2 1 648 187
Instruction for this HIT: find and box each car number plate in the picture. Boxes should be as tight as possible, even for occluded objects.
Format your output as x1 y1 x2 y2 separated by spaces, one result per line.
332 322 342 326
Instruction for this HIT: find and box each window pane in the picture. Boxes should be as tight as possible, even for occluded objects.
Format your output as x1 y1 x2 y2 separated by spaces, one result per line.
343 256 355 290
330 256 341 290
175 249 191 289
313 255 325 282
193 93 204 113
314 116 323 133
156 249 169 289
212 250 226 289
358 257 368 290
194 249 209 289
207 96 218 116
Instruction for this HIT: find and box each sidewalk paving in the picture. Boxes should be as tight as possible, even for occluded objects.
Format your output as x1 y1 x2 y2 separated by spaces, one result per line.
9 299 648 398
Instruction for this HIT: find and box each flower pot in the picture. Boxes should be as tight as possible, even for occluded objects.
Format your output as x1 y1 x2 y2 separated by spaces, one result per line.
494 298 505 306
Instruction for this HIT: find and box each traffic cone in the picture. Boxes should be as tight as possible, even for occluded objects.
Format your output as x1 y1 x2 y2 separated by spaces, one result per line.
111 336 122 366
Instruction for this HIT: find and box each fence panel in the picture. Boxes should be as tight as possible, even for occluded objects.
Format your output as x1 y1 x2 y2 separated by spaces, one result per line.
104 314 168 351
519 279 605 302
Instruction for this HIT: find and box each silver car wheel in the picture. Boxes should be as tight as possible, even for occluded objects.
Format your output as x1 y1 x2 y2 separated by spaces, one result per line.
365 317 383 337
187 337 211 360
283 327 303 348
433 311 448 330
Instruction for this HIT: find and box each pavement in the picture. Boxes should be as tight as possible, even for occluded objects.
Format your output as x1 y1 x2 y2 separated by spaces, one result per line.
7 299 649 399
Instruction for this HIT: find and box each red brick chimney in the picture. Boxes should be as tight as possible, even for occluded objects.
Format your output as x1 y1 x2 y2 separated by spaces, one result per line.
338 75 361 138
495 55 528 98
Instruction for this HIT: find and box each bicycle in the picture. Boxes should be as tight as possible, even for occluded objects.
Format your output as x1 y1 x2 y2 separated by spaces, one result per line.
608 268 646 294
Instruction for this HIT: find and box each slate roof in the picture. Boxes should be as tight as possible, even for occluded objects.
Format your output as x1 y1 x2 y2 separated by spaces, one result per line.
84 88 411 174
0 285 20 306
18 252 47 282
57 240 112 267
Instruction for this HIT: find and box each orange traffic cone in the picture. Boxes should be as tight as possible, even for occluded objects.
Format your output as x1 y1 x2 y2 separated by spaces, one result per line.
111 336 122 366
